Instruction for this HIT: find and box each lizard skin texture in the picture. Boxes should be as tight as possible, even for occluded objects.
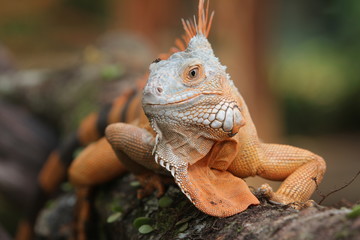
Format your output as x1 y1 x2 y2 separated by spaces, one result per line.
16 1 326 239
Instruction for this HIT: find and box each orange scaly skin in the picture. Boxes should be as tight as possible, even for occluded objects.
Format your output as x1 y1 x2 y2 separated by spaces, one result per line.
16 1 326 239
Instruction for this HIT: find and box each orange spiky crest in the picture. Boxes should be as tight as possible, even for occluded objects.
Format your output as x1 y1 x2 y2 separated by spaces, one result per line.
176 0 214 51
158 0 214 60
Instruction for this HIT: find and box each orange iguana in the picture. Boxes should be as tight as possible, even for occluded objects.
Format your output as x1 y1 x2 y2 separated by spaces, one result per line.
16 1 326 239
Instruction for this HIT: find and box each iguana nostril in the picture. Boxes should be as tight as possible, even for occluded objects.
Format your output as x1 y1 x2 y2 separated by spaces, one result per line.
156 87 163 94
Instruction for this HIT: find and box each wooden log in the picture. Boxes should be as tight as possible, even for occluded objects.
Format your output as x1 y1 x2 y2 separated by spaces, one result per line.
35 174 360 240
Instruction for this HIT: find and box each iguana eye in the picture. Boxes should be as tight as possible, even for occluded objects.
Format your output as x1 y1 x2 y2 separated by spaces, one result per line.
188 67 199 79
184 64 204 83
152 58 161 63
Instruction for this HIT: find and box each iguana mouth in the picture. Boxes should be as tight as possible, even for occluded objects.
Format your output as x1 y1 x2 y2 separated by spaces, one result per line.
143 91 222 106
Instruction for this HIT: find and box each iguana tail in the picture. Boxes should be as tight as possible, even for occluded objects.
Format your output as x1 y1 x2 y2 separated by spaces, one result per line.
15 87 141 240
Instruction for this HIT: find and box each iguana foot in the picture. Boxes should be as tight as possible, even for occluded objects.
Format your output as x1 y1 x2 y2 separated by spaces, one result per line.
259 183 293 205
287 199 317 210
135 173 173 199
259 184 317 210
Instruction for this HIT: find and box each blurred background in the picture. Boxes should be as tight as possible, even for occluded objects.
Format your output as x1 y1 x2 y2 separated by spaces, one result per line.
0 0 359 237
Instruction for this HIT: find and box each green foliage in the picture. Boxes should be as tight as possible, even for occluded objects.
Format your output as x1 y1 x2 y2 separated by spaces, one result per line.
45 200 55 209
0 20 40 37
177 222 188 233
101 64 124 80
133 217 155 234
138 224 154 234
110 203 123 213
347 204 360 219
60 182 74 192
130 181 141 187
272 39 348 107
158 196 173 208
133 217 152 229
107 212 122 223
107 200 123 223
270 0 360 134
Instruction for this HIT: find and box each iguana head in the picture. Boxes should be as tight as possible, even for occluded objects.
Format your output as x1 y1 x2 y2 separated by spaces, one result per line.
144 34 244 137
142 0 258 216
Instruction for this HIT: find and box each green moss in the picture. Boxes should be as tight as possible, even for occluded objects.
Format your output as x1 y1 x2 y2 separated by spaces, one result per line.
155 208 177 233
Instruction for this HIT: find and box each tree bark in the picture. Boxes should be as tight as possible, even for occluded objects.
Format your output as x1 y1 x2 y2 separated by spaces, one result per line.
36 174 360 240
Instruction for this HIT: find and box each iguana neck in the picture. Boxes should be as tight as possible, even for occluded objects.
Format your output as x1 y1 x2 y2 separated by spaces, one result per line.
151 120 215 167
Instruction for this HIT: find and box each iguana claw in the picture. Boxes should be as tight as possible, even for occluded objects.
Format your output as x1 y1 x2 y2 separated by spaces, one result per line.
259 183 292 204
135 173 172 199
259 184 317 210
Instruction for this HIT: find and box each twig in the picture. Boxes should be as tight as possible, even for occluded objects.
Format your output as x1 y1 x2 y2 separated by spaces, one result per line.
313 170 360 205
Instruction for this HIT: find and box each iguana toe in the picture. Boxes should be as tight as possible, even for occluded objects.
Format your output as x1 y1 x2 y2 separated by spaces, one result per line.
135 173 172 199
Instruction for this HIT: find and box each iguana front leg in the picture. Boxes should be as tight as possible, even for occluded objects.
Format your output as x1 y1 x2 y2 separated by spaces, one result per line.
229 142 326 205
105 123 170 198
257 143 326 205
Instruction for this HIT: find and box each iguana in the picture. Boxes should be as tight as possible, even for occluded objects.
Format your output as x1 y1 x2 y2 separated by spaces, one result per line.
16 0 326 239
107 0 326 216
